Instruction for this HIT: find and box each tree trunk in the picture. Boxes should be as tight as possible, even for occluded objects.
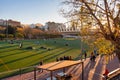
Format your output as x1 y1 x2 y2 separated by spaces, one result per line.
114 43 120 62
105 34 120 62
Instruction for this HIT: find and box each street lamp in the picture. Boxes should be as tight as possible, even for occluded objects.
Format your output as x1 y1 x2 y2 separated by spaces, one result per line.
6 20 8 41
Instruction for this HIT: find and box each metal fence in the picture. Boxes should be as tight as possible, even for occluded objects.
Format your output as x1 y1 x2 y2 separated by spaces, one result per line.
0 66 35 80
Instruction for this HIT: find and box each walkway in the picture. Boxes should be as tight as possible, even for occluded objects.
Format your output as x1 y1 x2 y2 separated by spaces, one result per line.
3 54 120 80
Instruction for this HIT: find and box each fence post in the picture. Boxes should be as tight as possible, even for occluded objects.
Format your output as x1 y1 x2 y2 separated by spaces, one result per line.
34 67 36 80
82 62 84 80
19 68 22 80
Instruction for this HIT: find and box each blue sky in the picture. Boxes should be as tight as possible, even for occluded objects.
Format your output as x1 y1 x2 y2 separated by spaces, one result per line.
0 0 67 25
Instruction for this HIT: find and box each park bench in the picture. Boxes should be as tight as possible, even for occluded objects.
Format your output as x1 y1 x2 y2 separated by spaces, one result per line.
108 68 120 79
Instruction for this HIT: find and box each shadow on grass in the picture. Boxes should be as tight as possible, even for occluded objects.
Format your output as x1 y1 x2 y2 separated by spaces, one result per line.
0 50 48 67
26 47 62 65
33 48 71 65
0 50 29 58
0 48 72 79
43 48 72 62
0 45 19 53
0 65 34 79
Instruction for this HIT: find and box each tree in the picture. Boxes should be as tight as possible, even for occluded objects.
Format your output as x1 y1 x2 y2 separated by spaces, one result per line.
4 25 17 38
23 26 32 39
32 28 43 39
94 38 114 55
16 33 24 38
0 34 5 40
70 20 78 30
61 0 120 61
16 27 24 38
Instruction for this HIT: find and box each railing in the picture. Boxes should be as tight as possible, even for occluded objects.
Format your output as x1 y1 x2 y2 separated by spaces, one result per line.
108 68 120 80
0 66 35 80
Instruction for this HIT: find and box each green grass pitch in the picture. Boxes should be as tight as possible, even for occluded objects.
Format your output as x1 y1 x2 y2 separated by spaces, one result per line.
0 38 89 73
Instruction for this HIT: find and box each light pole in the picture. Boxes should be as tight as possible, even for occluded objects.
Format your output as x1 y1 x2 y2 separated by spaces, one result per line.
6 20 8 41
80 6 83 60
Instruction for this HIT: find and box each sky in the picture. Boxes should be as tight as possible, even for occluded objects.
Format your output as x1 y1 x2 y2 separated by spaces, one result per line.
0 0 67 25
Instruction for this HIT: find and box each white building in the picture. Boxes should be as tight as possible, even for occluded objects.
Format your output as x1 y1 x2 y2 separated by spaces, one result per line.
45 22 66 32
30 23 43 28
0 19 6 26
30 24 36 28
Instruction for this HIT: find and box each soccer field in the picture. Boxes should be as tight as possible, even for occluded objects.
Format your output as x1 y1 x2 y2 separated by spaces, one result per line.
0 38 89 73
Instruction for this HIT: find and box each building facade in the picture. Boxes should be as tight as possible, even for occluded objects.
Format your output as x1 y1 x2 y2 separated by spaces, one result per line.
7 19 21 27
45 22 66 32
0 19 21 27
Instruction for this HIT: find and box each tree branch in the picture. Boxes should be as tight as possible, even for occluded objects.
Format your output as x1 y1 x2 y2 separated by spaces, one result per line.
104 0 113 35
81 0 106 35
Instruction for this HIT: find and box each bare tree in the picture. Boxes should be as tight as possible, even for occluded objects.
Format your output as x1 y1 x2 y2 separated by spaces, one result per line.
61 0 120 61
23 26 32 39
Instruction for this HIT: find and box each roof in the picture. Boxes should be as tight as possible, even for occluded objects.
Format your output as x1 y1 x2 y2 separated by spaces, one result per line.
37 60 82 71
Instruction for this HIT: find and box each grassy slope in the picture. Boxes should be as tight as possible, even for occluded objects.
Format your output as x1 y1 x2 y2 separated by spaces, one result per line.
0 38 89 73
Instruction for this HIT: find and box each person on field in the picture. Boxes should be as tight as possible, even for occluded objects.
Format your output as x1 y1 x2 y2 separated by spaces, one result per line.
39 60 43 65
19 42 23 48
38 60 43 73
56 57 59 61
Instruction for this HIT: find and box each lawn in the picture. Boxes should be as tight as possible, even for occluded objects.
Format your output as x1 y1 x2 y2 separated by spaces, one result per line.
0 38 89 78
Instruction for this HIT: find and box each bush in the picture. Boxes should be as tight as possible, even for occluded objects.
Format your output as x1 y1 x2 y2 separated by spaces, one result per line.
40 46 47 49
8 34 14 39
16 33 24 38
47 48 53 51
0 34 5 40
26 46 35 50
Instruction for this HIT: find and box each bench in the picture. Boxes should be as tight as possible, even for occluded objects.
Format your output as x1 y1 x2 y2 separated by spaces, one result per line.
108 68 120 79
